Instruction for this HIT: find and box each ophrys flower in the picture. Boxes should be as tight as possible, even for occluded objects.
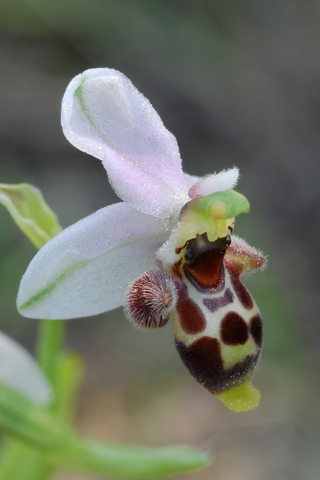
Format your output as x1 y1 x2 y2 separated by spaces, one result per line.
17 69 266 411
17 68 241 319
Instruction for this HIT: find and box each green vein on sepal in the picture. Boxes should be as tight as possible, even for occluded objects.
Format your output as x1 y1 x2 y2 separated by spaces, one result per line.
75 80 96 129
19 260 89 311
75 77 116 150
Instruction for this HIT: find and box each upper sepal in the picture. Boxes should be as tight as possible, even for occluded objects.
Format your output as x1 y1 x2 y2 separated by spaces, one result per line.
61 68 190 218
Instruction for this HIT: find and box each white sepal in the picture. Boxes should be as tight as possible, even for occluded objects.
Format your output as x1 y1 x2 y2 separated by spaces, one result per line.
0 332 52 404
61 68 189 218
17 203 171 319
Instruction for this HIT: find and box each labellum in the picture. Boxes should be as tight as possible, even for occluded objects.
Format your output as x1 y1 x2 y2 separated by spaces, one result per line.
124 190 266 412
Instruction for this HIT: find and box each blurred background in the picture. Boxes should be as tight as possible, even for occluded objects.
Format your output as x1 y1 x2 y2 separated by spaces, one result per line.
1 1 320 479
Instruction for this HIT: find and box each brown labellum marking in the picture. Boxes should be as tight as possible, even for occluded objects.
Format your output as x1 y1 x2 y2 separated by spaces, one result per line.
176 337 223 391
249 314 263 347
176 281 206 334
175 243 186 255
229 273 254 310
220 312 249 346
203 288 234 313
172 258 183 279
176 336 260 394
224 259 243 278
183 235 226 293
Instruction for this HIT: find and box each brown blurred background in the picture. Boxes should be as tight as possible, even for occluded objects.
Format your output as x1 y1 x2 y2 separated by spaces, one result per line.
1 1 320 479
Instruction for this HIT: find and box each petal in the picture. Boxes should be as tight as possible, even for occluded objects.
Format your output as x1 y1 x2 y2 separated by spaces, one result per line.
184 172 199 189
0 332 52 404
225 235 267 278
17 203 171 319
188 167 239 198
61 68 189 218
125 269 177 330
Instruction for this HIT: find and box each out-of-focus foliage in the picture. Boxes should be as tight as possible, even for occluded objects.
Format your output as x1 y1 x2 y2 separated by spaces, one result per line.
1 1 320 479
0 183 61 249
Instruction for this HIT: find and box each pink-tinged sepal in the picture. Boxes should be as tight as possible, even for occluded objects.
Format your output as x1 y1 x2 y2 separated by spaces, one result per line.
125 269 177 329
61 68 190 218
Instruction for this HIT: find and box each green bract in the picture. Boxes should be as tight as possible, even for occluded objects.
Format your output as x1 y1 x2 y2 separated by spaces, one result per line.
0 183 62 249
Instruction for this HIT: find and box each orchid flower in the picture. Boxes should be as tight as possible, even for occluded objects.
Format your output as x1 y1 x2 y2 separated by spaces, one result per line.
0 331 51 404
17 68 266 412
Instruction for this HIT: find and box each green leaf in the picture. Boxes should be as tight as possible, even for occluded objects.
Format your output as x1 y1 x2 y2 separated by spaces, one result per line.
0 440 54 480
0 380 74 450
0 381 211 479
57 439 211 480
0 183 62 249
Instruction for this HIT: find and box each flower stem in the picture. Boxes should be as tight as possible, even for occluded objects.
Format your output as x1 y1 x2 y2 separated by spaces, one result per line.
0 381 210 480
37 320 64 387
0 439 54 480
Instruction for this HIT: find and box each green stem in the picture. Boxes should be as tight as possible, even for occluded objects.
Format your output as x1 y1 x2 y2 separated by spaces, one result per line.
51 439 210 480
37 320 64 386
0 383 211 479
0 285 66 480
0 440 54 480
